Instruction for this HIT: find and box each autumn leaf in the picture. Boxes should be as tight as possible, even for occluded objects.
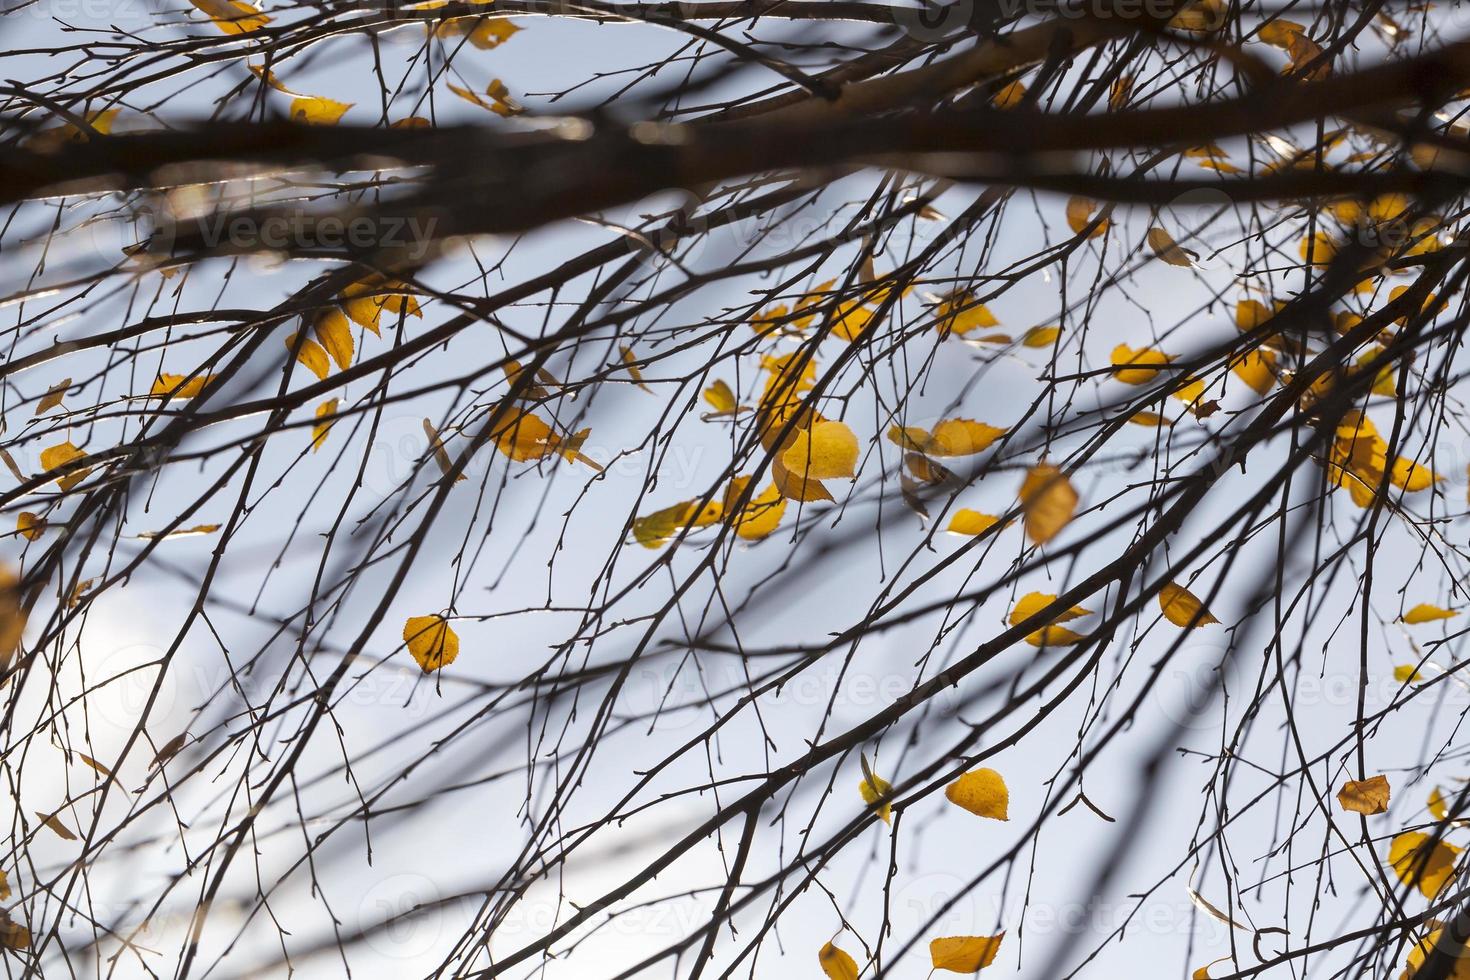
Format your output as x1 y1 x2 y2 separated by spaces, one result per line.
1430 788 1448 821
783 420 859 480
1337 775 1390 815
1009 592 1090 628
16 513 44 541
1389 831 1460 898
0 911 29 951
992 79 1026 109
930 934 1004 973
858 755 892 824
1403 604 1458 624
1147 227 1194 267
702 379 739 417
34 378 70 415
341 274 421 334
1019 463 1077 544
1110 344 1174 385
135 524 220 540
150 373 216 399
818 941 859 980
312 399 338 452
35 809 76 841
0 568 22 665
448 79 524 117
728 480 787 541
403 615 460 673
40 441 90 491
314 308 354 371
632 497 722 549
1021 326 1061 348
423 419 469 482
1159 582 1219 627
286 332 331 381
947 509 1003 537
620 346 651 392
933 290 999 336
1065 197 1108 239
189 0 269 34
945 768 1008 820
1024 625 1088 647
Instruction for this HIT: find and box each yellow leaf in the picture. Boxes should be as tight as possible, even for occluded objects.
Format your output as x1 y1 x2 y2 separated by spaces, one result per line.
1394 664 1424 684
312 399 338 452
0 568 23 665
992 80 1026 109
1403 927 1470 979
947 509 1003 537
729 481 787 541
16 513 44 542
620 346 651 392
35 809 76 841
1129 411 1166 427
783 420 858 479
1110 344 1174 385
35 378 69 416
1022 326 1061 348
403 615 460 673
1258 19 1305 46
1009 592 1090 628
1235 298 1273 331
1019 463 1077 545
1299 232 1338 267
286 332 330 381
490 408 558 462
1389 831 1460 898
1391 456 1436 492
1147 227 1193 267
0 871 9 901
189 0 269 33
1025 625 1088 647
150 373 215 399
858 766 892 824
290 94 352 126
466 17 521 48
1404 604 1458 624
1337 774 1391 815
1230 349 1276 394
930 934 1004 973
341 275 421 334
945 768 1008 820
1159 582 1219 627
632 498 721 549
934 290 999 336
447 79 524 117
0 911 27 951
40 441 90 491
702 379 738 416
818 942 859 980
314 308 353 371
1430 788 1448 821
928 419 1006 457
1065 197 1108 238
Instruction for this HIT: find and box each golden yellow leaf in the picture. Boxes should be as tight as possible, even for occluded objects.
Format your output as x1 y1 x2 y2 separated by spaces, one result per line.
150 373 216 399
620 346 651 392
0 568 21 665
35 809 76 841
930 419 1006 457
930 934 1004 973
0 911 27 951
403 614 460 673
859 765 892 824
1009 592 1090 628
0 871 9 901
189 0 269 33
466 17 522 48
1395 664 1424 684
703 380 738 415
783 420 859 480
40 441 90 491
341 275 421 334
1235 298 1272 331
818 941 859 980
312 399 338 452
1258 19 1304 46
16 513 43 542
1430 788 1448 821
1403 927 1470 979
34 378 69 416
1110 344 1174 385
1022 326 1061 348
314 308 353 371
1337 775 1390 815
992 79 1026 109
448 79 524 117
286 332 330 381
490 408 558 462
1019 463 1077 545
947 509 1003 537
1391 457 1437 492
934 290 999 336
1159 582 1219 627
1129 411 1166 427
1065 197 1108 238
1299 232 1338 267
1147 227 1193 267
729 481 787 541
1404 604 1458 624
1230 349 1276 394
1389 832 1460 898
632 498 722 549
1025 625 1088 647
945 768 1008 820
290 94 352 125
